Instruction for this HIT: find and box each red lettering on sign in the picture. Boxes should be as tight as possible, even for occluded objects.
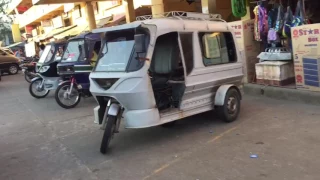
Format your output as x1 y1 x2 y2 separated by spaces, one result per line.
296 75 303 83
315 29 320 34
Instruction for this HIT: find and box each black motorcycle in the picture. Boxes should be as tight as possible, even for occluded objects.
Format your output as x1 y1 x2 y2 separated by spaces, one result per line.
20 56 39 83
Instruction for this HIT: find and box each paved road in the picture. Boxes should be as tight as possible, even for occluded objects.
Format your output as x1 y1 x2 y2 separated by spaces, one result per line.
1 73 320 180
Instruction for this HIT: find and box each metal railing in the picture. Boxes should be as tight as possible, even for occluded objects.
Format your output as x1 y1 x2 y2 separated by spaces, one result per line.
136 11 225 23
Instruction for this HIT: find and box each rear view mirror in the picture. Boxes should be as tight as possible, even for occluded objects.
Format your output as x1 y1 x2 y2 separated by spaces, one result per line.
134 34 146 53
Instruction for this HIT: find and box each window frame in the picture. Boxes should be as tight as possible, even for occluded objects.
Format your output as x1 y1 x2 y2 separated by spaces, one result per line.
198 31 237 67
178 32 194 76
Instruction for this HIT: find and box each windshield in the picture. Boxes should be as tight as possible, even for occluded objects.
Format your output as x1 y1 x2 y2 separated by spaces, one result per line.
95 40 134 72
62 40 85 62
38 45 54 63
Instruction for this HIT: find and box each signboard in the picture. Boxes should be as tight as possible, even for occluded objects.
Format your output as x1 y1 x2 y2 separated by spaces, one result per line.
52 16 64 28
41 20 52 27
228 20 260 83
292 24 320 92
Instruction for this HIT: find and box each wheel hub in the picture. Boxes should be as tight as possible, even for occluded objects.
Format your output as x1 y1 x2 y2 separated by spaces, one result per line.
36 85 43 92
63 92 70 99
227 97 237 114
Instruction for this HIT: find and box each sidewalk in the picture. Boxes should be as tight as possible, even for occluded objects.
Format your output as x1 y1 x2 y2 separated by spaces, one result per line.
244 83 320 106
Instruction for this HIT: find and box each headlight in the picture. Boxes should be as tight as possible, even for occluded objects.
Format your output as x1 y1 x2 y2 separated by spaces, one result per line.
39 66 50 73
93 78 119 90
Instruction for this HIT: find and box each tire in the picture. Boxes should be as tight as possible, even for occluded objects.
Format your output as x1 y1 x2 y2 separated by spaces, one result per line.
55 82 81 109
217 88 241 123
29 79 50 99
8 64 19 75
24 73 32 83
100 115 116 154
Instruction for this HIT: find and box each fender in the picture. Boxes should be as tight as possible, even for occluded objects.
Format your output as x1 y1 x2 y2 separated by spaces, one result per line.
58 80 72 86
108 103 121 116
31 76 42 82
214 85 242 106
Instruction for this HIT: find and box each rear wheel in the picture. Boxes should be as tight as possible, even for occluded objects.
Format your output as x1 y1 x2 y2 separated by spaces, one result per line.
217 88 241 123
8 64 18 75
55 82 81 109
29 79 50 98
100 115 116 154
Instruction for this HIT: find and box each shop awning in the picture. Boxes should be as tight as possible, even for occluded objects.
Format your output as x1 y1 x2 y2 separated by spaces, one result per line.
4 41 25 49
96 16 112 28
53 26 89 40
44 25 77 39
38 25 77 41
53 17 111 40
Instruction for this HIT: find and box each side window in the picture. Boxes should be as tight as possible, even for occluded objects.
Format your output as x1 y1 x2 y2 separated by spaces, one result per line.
179 32 194 75
199 32 237 66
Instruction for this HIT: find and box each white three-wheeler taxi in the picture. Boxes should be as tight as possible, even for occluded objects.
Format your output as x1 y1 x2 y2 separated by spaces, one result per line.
90 11 244 154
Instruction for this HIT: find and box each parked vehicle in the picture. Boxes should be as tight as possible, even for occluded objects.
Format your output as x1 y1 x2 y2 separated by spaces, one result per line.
55 33 101 109
0 48 20 75
90 12 244 154
20 56 39 83
29 42 66 98
1 48 14 55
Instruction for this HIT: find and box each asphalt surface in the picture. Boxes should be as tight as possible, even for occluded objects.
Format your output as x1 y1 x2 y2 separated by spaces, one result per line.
1 73 320 180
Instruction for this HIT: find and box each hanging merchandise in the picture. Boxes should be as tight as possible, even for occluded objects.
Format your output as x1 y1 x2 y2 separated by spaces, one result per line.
292 0 306 27
231 0 247 18
268 28 280 44
275 2 284 32
282 6 293 38
254 6 262 41
258 4 269 37
268 5 278 30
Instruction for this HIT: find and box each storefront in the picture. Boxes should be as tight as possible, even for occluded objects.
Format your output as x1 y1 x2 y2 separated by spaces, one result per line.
232 0 320 93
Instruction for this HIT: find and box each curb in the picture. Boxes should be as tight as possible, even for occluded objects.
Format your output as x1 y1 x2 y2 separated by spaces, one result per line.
244 83 320 106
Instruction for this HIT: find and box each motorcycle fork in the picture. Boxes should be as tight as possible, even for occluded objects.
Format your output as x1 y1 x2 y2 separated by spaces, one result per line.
68 77 75 95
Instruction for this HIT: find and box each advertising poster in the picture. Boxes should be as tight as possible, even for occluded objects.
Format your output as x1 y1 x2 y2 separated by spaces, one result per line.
292 24 320 92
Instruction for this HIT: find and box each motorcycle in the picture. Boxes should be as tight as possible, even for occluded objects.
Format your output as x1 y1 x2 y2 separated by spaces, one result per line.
20 56 39 83
29 42 66 98
55 33 101 109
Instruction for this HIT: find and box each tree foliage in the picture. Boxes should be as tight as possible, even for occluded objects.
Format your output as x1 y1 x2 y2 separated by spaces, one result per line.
0 0 12 42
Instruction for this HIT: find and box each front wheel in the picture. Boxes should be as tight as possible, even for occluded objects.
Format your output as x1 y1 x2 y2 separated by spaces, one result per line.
100 115 116 154
24 72 32 83
216 88 241 123
29 79 50 98
55 82 81 109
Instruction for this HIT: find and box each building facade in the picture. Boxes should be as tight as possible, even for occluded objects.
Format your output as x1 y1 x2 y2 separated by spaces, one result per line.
6 0 234 55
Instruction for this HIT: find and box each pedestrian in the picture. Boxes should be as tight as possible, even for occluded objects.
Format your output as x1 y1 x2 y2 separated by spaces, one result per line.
15 49 23 58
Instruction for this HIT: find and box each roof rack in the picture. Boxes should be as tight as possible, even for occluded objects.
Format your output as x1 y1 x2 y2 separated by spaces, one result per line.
136 11 226 22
